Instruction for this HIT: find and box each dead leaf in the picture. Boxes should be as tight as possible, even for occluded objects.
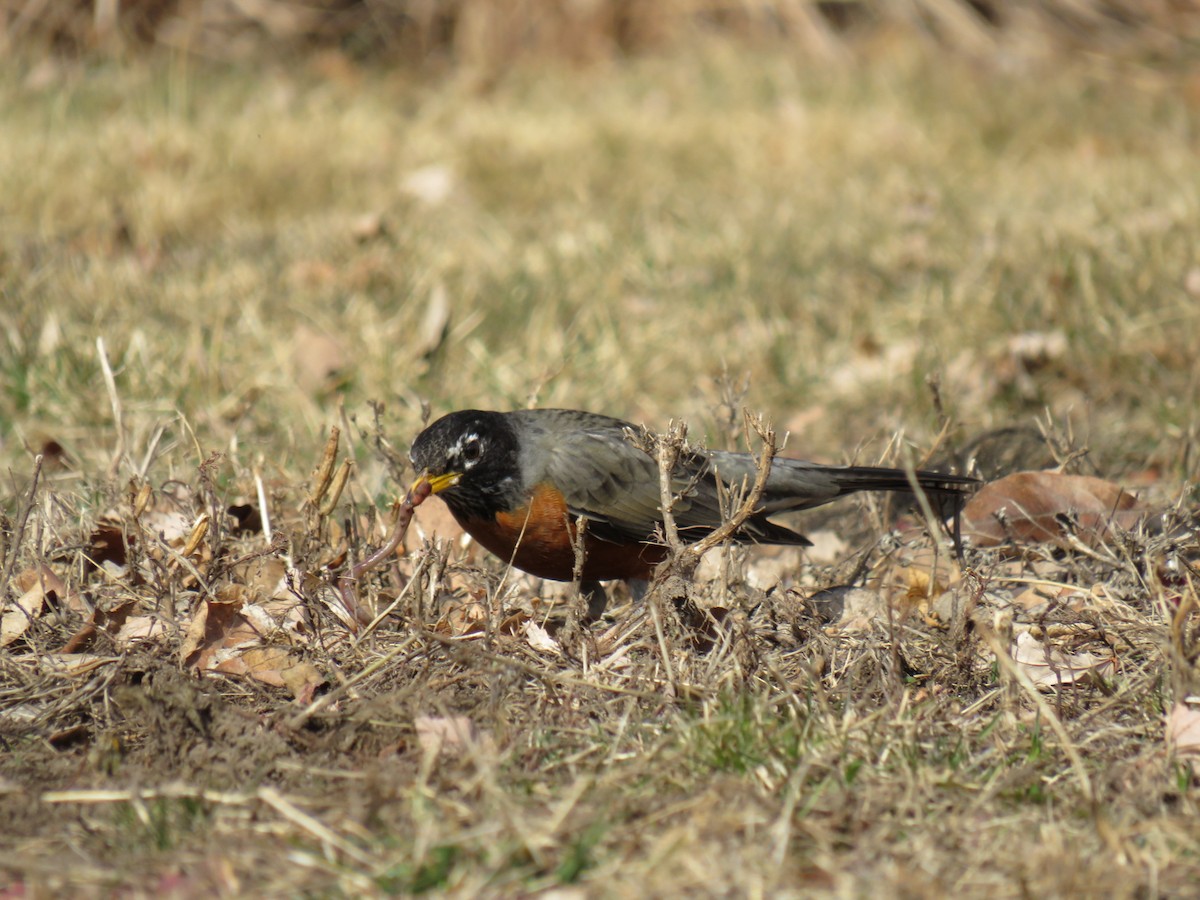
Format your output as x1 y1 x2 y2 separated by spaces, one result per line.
1 578 48 647
1167 699 1200 756
182 592 319 700
498 609 532 634
523 620 561 656
438 598 488 636
803 529 849 565
114 615 169 648
180 598 245 667
962 471 1144 549
213 647 323 702
292 324 347 393
819 586 885 632
231 557 290 599
415 715 491 759
417 283 451 358
1184 267 1200 298
1010 630 1116 689
401 163 456 206
88 520 128 570
142 509 192 544
350 211 385 242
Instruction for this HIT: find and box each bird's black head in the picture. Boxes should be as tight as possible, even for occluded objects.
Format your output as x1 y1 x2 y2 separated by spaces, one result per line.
408 410 521 518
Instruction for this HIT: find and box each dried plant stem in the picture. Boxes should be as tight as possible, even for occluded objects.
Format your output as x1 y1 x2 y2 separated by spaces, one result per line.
96 337 125 479
337 481 431 629
689 412 776 558
1 454 43 603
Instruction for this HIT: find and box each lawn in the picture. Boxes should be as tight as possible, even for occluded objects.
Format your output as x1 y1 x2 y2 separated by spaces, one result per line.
1 24 1199 896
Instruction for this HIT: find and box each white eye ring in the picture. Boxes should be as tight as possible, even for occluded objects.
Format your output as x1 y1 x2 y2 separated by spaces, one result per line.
461 436 482 464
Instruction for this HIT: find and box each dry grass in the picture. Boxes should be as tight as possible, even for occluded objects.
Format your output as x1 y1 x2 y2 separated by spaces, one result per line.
2 33 1200 897
6 0 1200 68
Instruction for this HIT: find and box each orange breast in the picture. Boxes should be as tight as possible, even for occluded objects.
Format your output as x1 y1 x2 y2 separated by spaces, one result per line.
455 482 664 582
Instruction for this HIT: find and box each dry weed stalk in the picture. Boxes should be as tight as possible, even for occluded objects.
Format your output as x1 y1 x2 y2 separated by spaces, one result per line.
630 412 778 692
636 410 778 585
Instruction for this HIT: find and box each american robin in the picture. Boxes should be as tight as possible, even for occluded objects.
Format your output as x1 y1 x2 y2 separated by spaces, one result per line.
408 409 977 616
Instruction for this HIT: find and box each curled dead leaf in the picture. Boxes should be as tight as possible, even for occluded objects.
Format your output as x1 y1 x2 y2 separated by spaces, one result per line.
962 471 1144 549
1010 630 1116 690
523 620 561 656
1167 699 1200 756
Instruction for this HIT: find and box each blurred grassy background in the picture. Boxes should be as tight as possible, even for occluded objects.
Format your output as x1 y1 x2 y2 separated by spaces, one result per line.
3 5 1200 896
1 1 1198 492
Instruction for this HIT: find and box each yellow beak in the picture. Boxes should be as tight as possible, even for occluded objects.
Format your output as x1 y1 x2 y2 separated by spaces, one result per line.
411 470 461 495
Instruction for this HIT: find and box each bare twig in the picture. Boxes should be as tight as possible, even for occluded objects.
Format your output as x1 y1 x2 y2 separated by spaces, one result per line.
690 411 777 558
654 420 688 553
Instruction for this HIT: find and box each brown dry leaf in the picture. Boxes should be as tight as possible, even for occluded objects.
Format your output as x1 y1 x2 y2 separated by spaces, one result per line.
292 324 347 393
804 529 849 565
183 590 319 699
256 596 308 637
498 609 532 634
142 509 192 544
88 520 128 570
288 259 338 288
1010 630 1116 690
962 471 1144 549
213 647 323 702
417 283 451 358
15 566 68 600
2 576 49 647
1166 699 1200 756
825 586 888 632
523 620 561 656
230 557 290 601
437 598 488 636
180 598 246 667
350 211 385 241
114 615 169 649
889 565 950 626
415 715 490 759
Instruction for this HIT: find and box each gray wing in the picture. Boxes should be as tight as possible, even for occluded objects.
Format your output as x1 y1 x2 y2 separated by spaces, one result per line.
513 410 807 546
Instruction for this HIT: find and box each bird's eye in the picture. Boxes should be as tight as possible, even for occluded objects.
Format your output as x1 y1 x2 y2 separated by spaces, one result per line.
461 437 482 464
